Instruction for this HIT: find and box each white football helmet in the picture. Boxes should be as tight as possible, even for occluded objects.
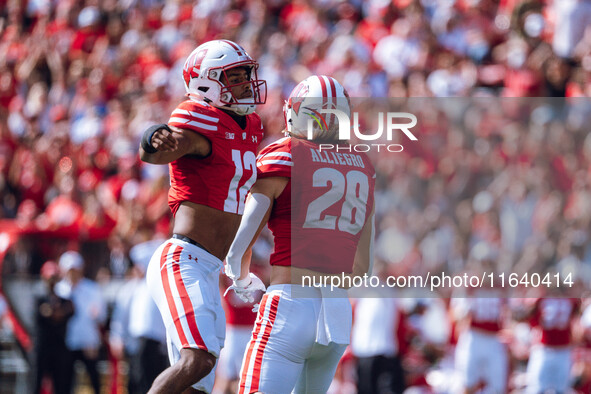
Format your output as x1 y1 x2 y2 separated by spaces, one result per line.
183 40 266 115
283 75 351 141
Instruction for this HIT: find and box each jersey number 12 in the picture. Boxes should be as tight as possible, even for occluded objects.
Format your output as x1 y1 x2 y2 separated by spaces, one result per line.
224 150 257 214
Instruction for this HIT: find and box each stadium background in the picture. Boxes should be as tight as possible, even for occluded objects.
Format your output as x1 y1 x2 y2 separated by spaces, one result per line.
1 0 591 393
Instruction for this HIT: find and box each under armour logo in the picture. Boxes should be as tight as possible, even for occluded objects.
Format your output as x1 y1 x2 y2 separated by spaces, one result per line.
187 254 199 263
252 136 257 143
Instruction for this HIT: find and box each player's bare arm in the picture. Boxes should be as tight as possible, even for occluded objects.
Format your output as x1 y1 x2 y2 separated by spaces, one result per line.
139 124 211 164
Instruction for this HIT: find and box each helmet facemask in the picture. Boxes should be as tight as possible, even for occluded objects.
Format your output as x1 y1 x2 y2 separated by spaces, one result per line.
215 63 267 115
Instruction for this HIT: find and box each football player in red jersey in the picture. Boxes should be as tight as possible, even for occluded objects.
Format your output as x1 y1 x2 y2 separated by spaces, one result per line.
524 296 580 393
452 247 508 393
453 296 508 393
224 75 376 393
139 39 266 394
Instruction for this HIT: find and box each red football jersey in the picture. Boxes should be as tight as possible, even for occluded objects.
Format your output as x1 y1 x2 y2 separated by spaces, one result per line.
167 100 263 216
256 137 375 274
532 298 579 346
468 297 504 333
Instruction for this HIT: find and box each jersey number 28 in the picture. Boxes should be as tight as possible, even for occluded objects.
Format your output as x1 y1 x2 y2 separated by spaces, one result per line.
303 168 369 235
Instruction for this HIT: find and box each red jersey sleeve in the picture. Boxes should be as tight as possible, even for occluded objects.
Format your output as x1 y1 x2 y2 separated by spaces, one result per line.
256 137 292 178
168 100 220 138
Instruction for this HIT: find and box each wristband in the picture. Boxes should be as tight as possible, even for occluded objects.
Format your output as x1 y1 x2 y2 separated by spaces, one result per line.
141 124 171 154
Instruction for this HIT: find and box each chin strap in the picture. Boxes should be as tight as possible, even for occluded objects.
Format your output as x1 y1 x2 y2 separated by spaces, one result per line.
228 103 256 115
225 193 271 281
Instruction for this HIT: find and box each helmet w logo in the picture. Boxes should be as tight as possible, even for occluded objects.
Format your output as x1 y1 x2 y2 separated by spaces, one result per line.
183 49 209 86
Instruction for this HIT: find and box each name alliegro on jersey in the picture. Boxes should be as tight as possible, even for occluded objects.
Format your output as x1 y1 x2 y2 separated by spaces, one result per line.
309 148 366 168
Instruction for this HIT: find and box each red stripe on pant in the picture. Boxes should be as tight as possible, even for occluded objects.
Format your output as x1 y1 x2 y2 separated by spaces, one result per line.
250 296 279 392
160 243 190 346
239 295 269 394
239 295 280 393
170 245 208 351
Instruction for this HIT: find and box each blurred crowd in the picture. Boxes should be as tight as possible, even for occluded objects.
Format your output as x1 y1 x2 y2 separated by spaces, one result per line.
1 0 591 392
365 97 591 295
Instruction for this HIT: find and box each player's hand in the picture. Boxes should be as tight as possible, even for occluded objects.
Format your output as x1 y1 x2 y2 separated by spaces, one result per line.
151 125 179 152
224 273 266 303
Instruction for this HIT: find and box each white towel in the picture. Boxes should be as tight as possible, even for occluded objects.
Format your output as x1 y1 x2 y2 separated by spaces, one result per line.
315 287 352 346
